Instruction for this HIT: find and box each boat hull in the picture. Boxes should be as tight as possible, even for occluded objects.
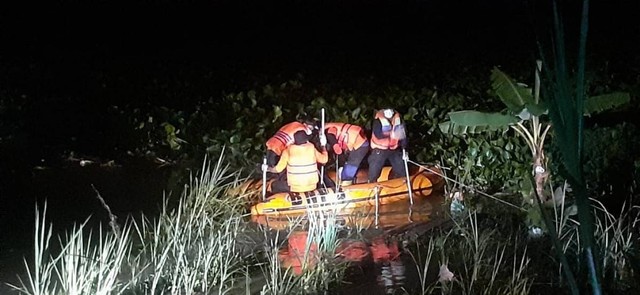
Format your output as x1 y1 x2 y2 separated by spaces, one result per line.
250 166 443 216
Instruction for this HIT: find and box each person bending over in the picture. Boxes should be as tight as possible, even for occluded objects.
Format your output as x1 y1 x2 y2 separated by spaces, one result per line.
324 122 369 186
265 118 318 168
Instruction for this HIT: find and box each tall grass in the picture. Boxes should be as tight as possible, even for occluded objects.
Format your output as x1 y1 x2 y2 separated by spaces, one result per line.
258 208 347 294
11 155 253 295
11 152 359 295
259 231 300 295
539 0 600 292
553 197 640 292
406 237 436 295
55 222 133 295
403 188 640 294
300 209 345 292
406 211 532 295
117 155 249 294
128 203 244 294
10 205 135 295
11 204 56 295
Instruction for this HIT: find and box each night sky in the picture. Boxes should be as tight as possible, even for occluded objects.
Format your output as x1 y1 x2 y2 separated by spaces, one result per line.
0 0 639 289
2 1 638 97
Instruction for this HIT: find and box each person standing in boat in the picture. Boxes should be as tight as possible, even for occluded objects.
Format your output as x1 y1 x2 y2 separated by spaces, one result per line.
324 122 369 186
265 117 318 168
368 108 407 183
267 130 329 193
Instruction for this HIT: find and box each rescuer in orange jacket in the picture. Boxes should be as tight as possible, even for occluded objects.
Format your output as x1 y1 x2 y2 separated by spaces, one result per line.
265 118 318 168
324 122 369 186
368 108 407 183
267 130 329 193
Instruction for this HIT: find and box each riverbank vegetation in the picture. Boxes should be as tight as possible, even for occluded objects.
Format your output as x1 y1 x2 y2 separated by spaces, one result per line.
8 60 640 293
8 152 640 294
3 0 640 293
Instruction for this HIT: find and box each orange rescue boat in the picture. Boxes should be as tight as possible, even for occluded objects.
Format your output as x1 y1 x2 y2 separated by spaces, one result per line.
249 165 444 216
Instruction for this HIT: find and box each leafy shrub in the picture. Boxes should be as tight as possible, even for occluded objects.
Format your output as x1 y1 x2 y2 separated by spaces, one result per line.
119 75 534 199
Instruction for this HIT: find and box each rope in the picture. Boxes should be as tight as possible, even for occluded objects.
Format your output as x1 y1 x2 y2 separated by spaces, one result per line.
407 159 526 212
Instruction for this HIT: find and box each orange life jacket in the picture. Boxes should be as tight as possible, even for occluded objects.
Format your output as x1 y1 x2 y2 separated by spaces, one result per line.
370 110 404 150
325 122 367 153
266 122 307 156
284 142 328 192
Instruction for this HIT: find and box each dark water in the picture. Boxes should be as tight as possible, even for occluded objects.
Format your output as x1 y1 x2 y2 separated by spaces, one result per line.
252 195 449 294
1 159 447 294
0 158 174 293
335 196 450 294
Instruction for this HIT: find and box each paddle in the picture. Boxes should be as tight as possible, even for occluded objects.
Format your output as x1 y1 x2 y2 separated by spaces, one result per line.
261 156 267 200
319 108 326 186
403 148 414 205
335 156 339 191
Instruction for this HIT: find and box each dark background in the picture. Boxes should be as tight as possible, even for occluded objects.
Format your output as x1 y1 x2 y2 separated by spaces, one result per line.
0 0 638 289
2 0 638 103
2 0 638 101
1 0 638 158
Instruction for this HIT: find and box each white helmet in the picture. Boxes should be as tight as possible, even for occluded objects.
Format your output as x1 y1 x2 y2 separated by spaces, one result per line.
383 108 395 119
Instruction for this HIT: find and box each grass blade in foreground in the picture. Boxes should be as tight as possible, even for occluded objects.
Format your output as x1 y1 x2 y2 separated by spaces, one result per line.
540 0 601 293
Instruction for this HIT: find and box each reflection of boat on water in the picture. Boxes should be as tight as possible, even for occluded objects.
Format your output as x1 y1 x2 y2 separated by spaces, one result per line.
257 190 447 291
278 231 405 275
247 165 444 216
274 201 437 287
239 163 447 293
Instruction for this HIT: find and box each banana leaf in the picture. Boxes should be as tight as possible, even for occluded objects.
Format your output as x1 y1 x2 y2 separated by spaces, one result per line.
439 110 518 135
491 67 546 116
438 121 509 135
450 110 520 126
583 92 630 116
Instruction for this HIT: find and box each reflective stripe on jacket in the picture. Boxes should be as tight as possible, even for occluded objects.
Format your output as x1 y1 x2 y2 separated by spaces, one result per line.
370 110 404 150
325 122 368 153
274 142 328 193
266 122 307 156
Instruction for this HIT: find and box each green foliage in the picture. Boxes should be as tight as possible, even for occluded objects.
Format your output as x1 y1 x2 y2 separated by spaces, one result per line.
442 67 629 136
459 136 530 193
409 212 534 294
539 1 600 293
121 105 188 159
161 122 185 151
490 67 545 115
583 92 630 116
113 67 630 217
440 67 538 136
114 76 533 197
439 111 517 134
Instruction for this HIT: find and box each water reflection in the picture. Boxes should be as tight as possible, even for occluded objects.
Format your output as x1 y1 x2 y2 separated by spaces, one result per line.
251 194 446 293
378 260 406 294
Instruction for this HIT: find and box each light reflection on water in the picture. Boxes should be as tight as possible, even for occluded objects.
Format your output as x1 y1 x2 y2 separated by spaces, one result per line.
378 260 406 294
253 194 447 294
341 195 447 294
